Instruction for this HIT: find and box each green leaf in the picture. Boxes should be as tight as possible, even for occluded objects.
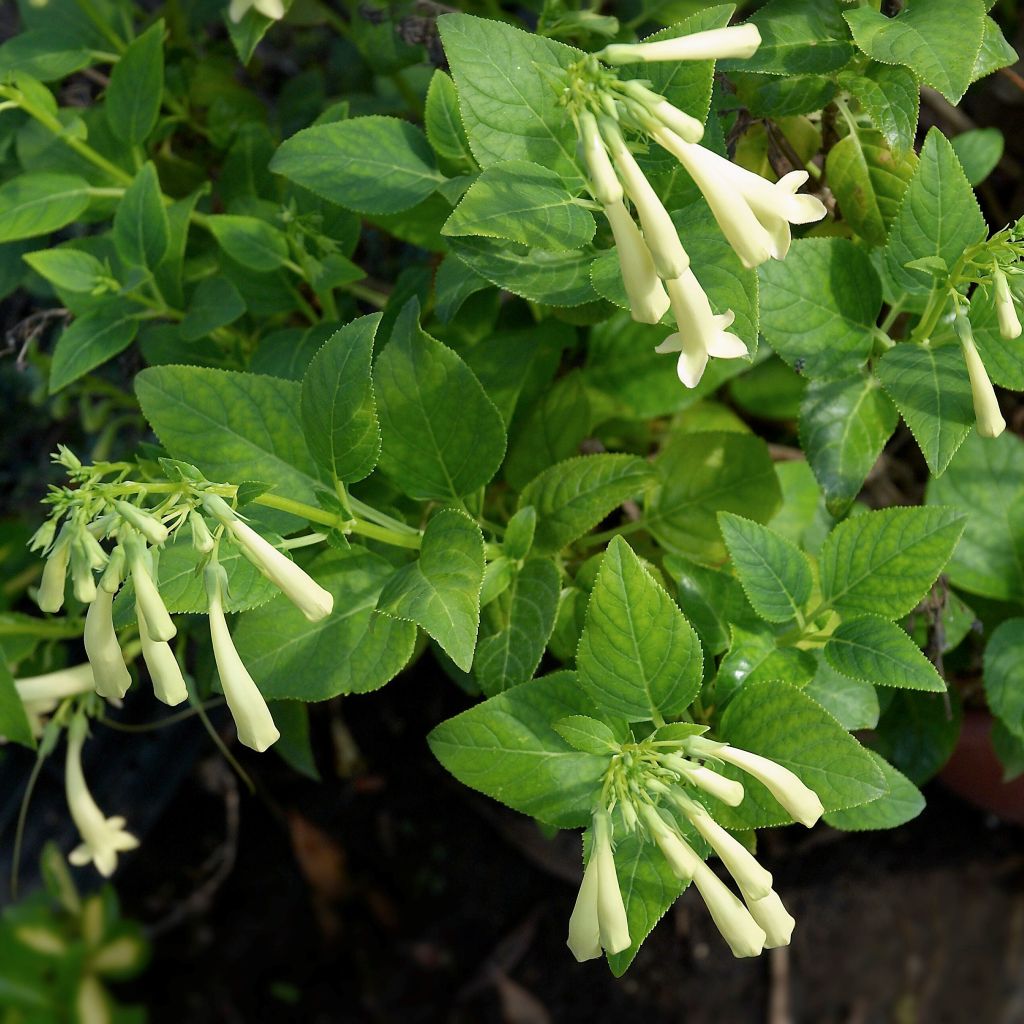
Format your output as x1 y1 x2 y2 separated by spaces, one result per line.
804 659 880 731
825 615 946 692
434 254 490 323
927 432 1024 602
443 160 594 251
0 31 91 82
645 431 782 565
826 128 917 247
824 751 924 830
179 277 246 342
667 556 761 656
838 64 920 157
135 366 320 532
424 69 475 174
983 618 1024 737
950 128 1003 186
972 15 1018 82
113 163 169 271
22 248 106 293
606 831 686 978
799 374 899 517
270 116 443 215
576 536 703 722
271 701 319 781
732 72 836 118
884 128 986 296
875 342 975 475
204 215 288 273
759 238 882 380
233 547 416 699
300 313 380 484
518 454 654 557
374 301 506 501
377 509 485 672
427 670 607 828
718 513 813 623
50 305 139 393
873 688 961 783
438 13 581 182
105 20 164 145
475 558 561 696
712 624 816 707
720 0 854 75
553 715 619 754
819 506 965 619
0 173 91 243
0 661 35 750
844 0 986 103
448 235 599 307
709 680 886 830
226 0 291 65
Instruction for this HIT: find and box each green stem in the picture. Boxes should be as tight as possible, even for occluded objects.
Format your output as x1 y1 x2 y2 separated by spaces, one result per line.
579 516 648 549
342 281 390 309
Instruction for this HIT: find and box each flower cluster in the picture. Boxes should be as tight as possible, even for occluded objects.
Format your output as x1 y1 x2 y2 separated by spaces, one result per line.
25 452 336 873
567 731 823 961
569 25 826 388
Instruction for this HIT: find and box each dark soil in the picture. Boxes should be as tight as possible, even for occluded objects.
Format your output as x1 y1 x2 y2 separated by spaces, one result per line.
98 665 1024 1024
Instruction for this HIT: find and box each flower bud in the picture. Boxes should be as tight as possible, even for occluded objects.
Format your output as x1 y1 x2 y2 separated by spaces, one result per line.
640 803 700 882
620 80 704 144
28 519 57 553
189 510 216 554
690 858 767 958
124 535 176 643
137 604 188 706
601 24 762 65
203 495 334 623
205 564 280 752
84 588 132 701
114 501 169 546
744 888 795 948
994 268 1022 341
601 117 689 279
592 809 631 955
37 525 73 614
567 853 602 961
668 756 745 806
16 663 95 707
958 314 1006 439
602 198 671 324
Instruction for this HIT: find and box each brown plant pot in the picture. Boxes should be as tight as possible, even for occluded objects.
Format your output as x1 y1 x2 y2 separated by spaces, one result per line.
940 710 1024 825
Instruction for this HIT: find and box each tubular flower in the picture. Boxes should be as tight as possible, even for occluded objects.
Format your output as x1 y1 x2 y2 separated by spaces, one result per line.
113 501 169 547
65 717 139 877
958 318 1006 439
655 271 746 387
602 199 671 324
639 804 765 958
203 495 334 623
600 117 689 280
687 736 824 827
618 80 704 144
137 605 188 707
123 535 176 643
745 888 796 949
667 757 745 806
37 524 73 614
651 127 826 268
205 564 280 752
994 268 1022 341
601 24 762 65
227 0 284 22
567 809 631 961
84 589 131 701
15 664 96 736
578 110 622 207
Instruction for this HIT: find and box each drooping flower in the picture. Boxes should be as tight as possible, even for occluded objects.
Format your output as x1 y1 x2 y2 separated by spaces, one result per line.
957 312 1006 439
65 716 139 877
137 604 188 707
994 268 1022 341
601 24 762 65
578 109 623 207
655 270 747 387
205 564 280 752
227 0 284 22
84 588 132 701
617 79 704 144
114 501 169 547
666 755 745 806
600 117 689 280
651 127 826 268
37 523 73 614
686 737 824 827
203 495 334 623
15 663 97 738
745 888 796 949
602 199 671 324
567 808 631 961
123 535 176 643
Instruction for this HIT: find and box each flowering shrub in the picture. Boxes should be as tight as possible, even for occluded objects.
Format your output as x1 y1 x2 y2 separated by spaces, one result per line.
1 0 1022 981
